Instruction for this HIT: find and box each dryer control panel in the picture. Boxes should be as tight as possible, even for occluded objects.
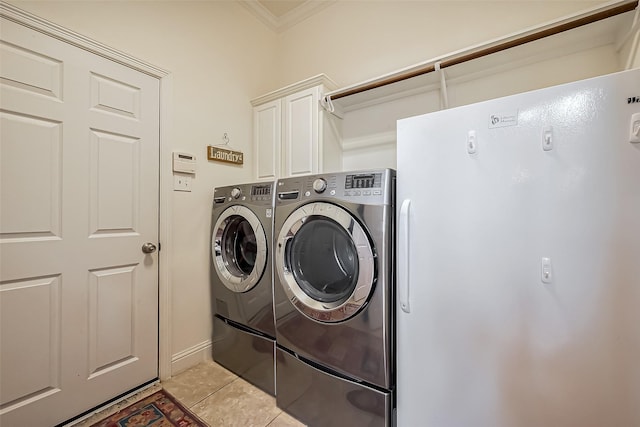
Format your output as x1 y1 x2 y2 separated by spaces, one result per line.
346 173 381 189
344 172 383 197
276 169 395 206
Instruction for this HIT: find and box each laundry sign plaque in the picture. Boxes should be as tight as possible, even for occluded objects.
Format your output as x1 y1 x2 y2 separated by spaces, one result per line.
207 146 244 165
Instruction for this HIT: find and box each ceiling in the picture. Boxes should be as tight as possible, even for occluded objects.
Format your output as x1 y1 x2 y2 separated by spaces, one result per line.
240 0 335 32
258 0 307 18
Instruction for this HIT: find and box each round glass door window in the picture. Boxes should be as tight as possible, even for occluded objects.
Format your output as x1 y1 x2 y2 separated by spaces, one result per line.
212 205 267 293
276 202 375 322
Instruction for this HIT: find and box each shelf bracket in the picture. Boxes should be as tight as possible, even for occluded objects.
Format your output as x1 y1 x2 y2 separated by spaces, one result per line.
435 61 449 109
320 95 343 119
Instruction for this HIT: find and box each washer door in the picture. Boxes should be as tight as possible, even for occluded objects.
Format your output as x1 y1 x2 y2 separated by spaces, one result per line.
276 202 375 322
212 205 267 293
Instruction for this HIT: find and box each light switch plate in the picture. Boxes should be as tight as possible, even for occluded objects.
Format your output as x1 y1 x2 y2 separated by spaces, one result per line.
173 175 191 192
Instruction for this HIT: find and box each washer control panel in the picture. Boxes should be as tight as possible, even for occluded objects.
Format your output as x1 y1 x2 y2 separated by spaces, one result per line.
213 182 274 206
250 184 272 202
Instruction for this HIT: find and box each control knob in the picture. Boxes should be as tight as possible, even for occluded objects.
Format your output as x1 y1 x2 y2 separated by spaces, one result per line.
312 178 327 193
230 188 242 199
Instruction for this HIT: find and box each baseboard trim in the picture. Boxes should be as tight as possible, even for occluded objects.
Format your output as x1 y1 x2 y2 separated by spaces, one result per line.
170 340 212 376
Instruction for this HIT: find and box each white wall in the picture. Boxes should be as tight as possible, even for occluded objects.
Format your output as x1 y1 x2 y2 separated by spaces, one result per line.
8 0 279 374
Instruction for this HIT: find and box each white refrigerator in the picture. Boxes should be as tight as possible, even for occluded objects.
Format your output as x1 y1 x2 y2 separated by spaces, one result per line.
396 69 640 427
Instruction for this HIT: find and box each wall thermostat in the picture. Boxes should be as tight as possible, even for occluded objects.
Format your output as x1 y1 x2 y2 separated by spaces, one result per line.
173 152 196 174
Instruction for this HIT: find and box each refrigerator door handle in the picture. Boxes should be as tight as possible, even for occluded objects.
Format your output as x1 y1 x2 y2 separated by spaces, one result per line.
398 199 411 313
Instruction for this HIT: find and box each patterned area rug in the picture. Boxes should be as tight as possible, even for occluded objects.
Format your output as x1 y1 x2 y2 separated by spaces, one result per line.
91 389 207 427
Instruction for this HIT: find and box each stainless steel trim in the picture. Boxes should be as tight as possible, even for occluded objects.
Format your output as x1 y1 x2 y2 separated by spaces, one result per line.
212 205 267 293
275 202 375 322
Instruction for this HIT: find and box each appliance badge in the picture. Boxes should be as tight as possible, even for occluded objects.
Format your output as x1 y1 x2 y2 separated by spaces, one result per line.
628 96 640 104
488 110 518 129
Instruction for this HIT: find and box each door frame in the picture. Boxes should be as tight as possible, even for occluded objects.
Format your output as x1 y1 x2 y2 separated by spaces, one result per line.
0 2 174 381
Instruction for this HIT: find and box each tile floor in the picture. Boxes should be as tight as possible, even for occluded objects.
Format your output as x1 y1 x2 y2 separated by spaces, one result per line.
162 360 306 427
71 360 305 427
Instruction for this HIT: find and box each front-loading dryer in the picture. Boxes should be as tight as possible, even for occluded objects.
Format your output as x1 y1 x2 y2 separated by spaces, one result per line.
211 181 275 395
273 169 395 426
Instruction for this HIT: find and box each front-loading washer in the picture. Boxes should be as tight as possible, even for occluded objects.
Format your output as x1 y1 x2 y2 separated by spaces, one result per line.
273 169 395 426
210 181 275 395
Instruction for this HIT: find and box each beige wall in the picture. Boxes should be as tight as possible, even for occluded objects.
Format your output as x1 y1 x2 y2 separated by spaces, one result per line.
274 1 608 89
272 0 634 173
8 0 279 373
341 42 624 171
7 0 637 375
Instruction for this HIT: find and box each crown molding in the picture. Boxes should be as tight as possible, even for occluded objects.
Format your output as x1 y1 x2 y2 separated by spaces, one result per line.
250 73 338 106
239 0 335 33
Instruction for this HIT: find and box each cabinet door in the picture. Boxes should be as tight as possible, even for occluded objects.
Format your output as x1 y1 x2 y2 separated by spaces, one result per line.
254 99 281 181
283 87 320 177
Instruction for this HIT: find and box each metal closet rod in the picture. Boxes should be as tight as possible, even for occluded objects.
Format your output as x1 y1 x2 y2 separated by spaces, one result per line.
328 0 639 101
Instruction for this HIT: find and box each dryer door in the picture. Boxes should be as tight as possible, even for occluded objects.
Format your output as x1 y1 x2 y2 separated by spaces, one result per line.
276 202 375 322
212 205 267 292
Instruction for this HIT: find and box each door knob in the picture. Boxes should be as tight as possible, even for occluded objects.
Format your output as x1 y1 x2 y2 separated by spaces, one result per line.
142 242 157 254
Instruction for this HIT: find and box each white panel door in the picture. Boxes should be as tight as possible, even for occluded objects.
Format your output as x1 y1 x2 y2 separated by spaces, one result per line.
283 87 319 177
0 17 159 426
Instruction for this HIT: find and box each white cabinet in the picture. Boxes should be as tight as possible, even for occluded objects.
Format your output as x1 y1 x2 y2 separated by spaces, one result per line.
254 99 281 181
252 74 342 180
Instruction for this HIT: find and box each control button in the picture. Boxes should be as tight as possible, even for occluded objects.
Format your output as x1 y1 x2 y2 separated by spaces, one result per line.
305 191 311 197
373 190 382 195
363 190 371 196
330 189 336 196
230 188 242 199
313 178 327 193
355 190 361 196
344 191 352 196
